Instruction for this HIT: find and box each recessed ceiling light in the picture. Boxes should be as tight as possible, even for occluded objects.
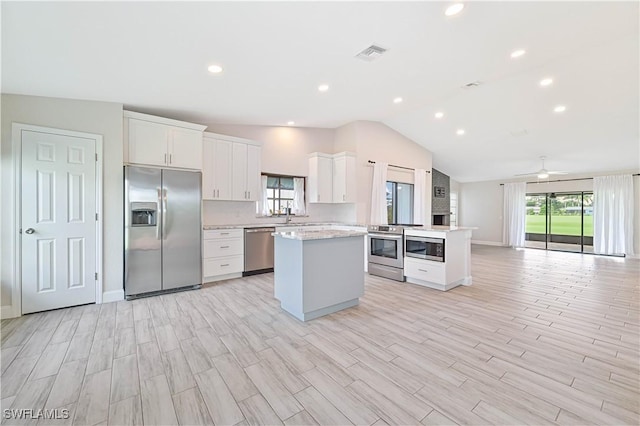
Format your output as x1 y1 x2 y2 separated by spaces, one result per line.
445 3 465 16
435 112 444 119
456 129 465 136
510 49 526 59
287 121 295 126
207 64 223 74
540 78 553 87
318 84 329 92
553 105 566 113
393 97 403 104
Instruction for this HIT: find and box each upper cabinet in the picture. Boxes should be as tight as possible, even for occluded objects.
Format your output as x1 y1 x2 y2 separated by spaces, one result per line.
307 153 334 203
232 143 261 201
308 152 356 204
332 152 357 203
124 111 207 170
203 132 262 202
202 136 232 200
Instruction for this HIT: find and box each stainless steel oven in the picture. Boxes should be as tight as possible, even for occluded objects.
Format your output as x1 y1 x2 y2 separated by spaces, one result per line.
367 225 405 281
405 235 445 262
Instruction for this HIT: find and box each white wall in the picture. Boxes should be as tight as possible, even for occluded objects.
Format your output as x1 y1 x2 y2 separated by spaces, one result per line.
204 121 434 227
202 201 356 226
458 180 504 244
1 94 123 312
458 171 640 252
202 123 356 225
634 175 640 256
205 123 335 177
348 121 433 225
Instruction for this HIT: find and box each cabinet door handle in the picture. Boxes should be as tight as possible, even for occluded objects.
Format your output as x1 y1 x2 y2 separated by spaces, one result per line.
220 245 230 249
220 264 229 267
343 194 345 201
220 232 229 236
418 269 428 273
169 154 172 164
248 191 250 199
164 153 167 164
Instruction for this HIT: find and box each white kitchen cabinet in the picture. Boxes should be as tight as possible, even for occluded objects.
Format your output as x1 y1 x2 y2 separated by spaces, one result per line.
203 136 233 200
232 142 261 201
308 152 356 204
403 227 474 291
332 152 357 203
246 144 261 201
124 111 206 170
202 132 262 202
307 153 334 203
203 228 244 282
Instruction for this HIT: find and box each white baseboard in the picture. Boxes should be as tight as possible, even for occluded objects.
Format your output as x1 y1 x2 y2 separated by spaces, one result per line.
471 240 506 247
1 304 18 319
102 289 125 303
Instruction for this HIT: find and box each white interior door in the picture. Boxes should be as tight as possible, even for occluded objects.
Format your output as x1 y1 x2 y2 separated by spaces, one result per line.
21 130 97 314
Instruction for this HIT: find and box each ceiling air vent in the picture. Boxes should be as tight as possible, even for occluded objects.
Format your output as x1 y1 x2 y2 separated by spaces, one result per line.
461 81 483 89
355 44 388 62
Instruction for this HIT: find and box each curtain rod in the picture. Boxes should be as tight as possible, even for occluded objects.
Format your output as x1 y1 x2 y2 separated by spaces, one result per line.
499 173 640 186
367 160 431 173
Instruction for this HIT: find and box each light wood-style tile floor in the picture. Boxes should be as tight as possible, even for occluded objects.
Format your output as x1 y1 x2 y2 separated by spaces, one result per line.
1 245 639 425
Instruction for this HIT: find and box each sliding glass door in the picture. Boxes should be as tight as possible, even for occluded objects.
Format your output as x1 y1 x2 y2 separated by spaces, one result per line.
525 192 593 253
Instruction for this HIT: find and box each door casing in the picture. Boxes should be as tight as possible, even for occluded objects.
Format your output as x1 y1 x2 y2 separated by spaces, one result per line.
11 123 103 317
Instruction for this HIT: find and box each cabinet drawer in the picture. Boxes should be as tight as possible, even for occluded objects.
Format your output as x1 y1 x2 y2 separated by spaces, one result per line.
404 258 445 284
203 229 243 240
204 238 243 257
203 255 244 277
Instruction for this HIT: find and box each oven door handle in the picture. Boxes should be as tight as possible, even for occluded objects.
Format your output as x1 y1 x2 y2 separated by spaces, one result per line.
368 233 403 239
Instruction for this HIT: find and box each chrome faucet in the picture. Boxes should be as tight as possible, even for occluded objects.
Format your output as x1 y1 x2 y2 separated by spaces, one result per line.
285 206 292 224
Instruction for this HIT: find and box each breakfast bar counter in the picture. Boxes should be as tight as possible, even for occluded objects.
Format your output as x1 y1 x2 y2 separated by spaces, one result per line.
272 230 366 321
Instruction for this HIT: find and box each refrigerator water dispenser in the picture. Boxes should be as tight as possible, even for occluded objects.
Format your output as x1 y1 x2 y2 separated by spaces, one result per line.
131 202 157 226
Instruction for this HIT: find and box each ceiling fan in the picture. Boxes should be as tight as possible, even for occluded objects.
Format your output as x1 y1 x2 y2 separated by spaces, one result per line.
515 156 568 179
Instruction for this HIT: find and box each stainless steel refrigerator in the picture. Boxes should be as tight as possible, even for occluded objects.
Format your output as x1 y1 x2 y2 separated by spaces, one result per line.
124 166 202 298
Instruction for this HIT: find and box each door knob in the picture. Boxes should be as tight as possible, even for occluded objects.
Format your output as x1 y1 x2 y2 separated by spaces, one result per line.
25 228 35 234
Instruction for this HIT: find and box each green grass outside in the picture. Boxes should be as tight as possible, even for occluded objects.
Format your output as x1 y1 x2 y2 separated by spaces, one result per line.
526 215 593 236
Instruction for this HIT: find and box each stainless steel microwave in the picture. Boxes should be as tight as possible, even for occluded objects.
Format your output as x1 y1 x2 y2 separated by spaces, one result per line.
405 236 445 262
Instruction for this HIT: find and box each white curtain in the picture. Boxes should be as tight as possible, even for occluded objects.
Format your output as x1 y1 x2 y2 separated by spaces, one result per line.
593 175 634 255
502 182 527 247
413 169 426 225
292 177 306 215
370 162 388 225
257 175 270 216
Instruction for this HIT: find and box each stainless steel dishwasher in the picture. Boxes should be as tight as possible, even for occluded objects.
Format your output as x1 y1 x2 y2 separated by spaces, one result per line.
244 227 275 275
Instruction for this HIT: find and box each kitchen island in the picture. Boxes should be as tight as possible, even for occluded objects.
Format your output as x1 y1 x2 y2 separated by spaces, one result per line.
272 229 367 321
404 226 476 291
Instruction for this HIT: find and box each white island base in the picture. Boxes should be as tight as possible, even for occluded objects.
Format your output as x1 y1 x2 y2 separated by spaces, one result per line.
273 231 365 321
404 226 475 291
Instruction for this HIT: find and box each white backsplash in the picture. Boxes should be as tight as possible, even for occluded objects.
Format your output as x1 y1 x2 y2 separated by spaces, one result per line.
202 200 357 226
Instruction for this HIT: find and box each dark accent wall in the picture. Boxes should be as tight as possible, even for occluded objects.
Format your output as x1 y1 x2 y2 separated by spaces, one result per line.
432 168 450 214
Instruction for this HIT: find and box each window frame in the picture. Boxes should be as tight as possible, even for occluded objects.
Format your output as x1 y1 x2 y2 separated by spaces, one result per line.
386 180 414 225
262 173 305 216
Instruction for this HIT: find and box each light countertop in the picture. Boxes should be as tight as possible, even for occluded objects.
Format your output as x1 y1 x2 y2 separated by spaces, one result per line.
272 230 368 241
404 225 478 233
203 222 366 230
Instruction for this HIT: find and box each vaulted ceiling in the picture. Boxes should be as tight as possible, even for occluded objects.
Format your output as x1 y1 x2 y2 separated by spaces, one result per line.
2 1 638 182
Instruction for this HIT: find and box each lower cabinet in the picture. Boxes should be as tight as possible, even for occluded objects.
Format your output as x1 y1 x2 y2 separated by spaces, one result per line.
403 228 473 291
203 229 244 282
404 258 446 285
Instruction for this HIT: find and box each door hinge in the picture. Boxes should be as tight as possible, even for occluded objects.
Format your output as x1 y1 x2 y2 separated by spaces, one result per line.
95 272 98 280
